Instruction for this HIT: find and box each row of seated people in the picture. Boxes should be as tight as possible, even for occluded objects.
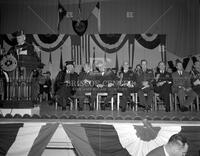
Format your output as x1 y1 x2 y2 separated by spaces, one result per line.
54 59 200 112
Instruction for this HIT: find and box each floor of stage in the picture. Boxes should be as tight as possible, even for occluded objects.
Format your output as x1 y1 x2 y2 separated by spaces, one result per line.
39 101 200 121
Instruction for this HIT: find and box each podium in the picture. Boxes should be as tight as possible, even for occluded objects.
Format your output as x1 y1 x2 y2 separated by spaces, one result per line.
3 54 43 108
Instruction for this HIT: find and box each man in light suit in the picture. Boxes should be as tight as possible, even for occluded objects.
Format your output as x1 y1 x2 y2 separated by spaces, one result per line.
172 60 197 112
147 133 189 156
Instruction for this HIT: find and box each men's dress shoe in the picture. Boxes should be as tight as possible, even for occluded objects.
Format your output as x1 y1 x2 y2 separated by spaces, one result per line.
121 108 126 112
130 101 136 109
145 105 151 112
62 107 66 111
165 109 170 112
101 105 105 110
78 107 83 111
180 106 189 112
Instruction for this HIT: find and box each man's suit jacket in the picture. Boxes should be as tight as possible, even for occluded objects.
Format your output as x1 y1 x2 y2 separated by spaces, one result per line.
172 71 191 93
146 146 166 156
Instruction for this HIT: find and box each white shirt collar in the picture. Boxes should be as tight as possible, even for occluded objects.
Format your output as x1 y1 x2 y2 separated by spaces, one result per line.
163 145 170 156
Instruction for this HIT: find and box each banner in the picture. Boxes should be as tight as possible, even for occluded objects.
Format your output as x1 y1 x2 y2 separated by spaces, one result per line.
0 123 58 156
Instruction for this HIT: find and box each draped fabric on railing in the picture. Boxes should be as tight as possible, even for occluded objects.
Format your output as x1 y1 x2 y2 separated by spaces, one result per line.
0 122 200 156
0 123 58 156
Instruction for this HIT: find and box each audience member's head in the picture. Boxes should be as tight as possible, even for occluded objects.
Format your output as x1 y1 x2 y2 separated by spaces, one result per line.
14 30 26 45
176 59 183 71
158 61 166 71
123 61 129 72
84 63 91 73
194 60 200 71
141 59 148 71
166 134 189 156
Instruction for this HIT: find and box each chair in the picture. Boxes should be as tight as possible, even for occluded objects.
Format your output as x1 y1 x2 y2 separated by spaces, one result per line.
96 92 114 111
154 93 173 111
174 93 199 111
117 93 138 111
74 92 92 110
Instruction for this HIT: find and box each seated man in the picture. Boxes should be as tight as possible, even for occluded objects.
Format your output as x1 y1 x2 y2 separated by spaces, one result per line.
54 61 78 110
191 60 200 96
147 133 188 156
137 59 154 111
119 61 137 112
153 61 172 112
76 63 94 111
172 60 196 112
42 71 52 101
91 61 118 110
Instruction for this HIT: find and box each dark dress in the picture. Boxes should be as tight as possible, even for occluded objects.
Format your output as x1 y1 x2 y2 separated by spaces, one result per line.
54 70 78 108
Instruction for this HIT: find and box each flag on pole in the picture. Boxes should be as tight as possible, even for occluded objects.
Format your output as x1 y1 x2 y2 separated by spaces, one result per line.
92 2 101 33
59 47 63 70
115 53 119 74
48 52 53 79
92 47 96 71
57 0 67 32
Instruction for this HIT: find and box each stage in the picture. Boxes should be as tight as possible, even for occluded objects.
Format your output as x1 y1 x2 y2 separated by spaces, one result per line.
0 101 200 121
1 101 200 156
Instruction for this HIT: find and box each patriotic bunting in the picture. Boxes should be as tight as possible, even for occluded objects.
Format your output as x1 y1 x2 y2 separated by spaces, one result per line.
0 123 200 156
0 123 58 156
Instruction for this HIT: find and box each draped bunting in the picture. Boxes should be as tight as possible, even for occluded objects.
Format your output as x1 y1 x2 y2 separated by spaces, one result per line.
2 34 163 53
31 34 69 52
0 123 58 156
2 34 69 52
135 34 164 49
90 34 129 53
62 123 182 156
0 123 200 156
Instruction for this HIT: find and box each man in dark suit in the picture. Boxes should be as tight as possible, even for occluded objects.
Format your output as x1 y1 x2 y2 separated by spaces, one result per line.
119 61 137 112
172 60 196 111
8 30 39 62
91 61 118 110
147 133 188 156
137 59 154 111
154 61 172 112
54 61 78 110
76 63 94 111
191 60 200 96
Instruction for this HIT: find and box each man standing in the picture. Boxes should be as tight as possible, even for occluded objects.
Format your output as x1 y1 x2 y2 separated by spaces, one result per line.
147 134 189 156
8 30 39 62
137 59 154 111
172 60 196 112
154 61 172 112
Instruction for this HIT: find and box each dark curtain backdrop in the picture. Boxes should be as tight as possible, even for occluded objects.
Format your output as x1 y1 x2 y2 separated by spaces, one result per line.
0 0 199 57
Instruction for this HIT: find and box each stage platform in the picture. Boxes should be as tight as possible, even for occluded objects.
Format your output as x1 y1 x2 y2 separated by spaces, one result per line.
0 101 200 122
1 102 200 156
0 106 40 116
